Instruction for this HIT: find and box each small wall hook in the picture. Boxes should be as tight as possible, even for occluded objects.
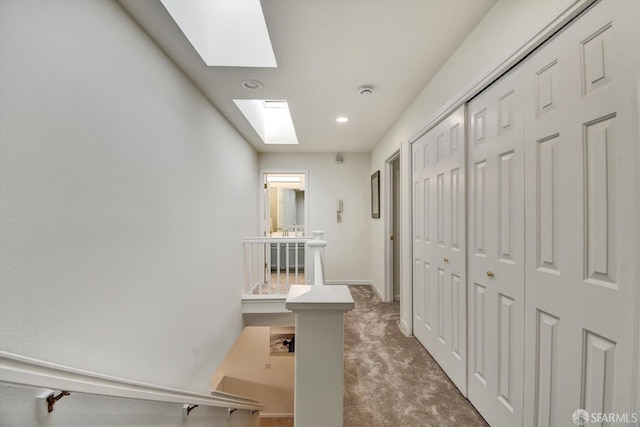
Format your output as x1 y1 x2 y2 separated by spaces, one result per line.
45 390 70 413
182 404 199 419
227 408 237 417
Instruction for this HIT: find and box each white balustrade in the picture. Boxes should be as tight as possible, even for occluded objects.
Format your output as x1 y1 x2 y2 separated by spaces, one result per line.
243 231 352 426
242 236 311 296
305 231 326 286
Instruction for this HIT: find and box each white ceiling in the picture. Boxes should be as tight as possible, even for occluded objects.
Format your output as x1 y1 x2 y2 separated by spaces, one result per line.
118 0 496 153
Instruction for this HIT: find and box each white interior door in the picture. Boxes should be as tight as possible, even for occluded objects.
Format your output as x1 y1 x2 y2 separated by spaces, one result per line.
409 2 638 425
412 105 467 394
467 63 526 427
522 1 639 424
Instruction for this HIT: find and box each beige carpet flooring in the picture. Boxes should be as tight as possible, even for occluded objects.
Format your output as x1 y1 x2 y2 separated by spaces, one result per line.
344 285 488 427
252 272 306 295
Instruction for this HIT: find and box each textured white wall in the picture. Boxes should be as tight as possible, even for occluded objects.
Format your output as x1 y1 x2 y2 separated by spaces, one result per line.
369 0 566 330
0 0 257 407
259 153 371 283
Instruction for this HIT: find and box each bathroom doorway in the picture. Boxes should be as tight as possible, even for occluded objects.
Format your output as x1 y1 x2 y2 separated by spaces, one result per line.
261 171 308 237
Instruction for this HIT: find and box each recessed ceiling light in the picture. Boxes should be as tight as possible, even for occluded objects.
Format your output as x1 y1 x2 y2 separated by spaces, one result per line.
336 117 349 123
242 79 263 90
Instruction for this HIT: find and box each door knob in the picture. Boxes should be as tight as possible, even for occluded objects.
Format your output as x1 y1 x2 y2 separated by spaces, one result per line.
444 257 449 264
486 271 494 278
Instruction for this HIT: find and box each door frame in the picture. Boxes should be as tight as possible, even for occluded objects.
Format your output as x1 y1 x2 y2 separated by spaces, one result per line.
259 169 309 237
384 151 401 303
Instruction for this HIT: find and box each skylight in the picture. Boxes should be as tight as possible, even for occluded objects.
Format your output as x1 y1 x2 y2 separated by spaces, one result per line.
234 99 299 145
160 0 277 67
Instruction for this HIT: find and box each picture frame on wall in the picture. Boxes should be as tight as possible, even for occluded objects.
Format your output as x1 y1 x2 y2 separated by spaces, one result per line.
270 326 295 355
371 170 380 218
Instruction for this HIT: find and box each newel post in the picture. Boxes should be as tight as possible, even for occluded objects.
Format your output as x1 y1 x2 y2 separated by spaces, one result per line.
286 285 354 427
306 230 326 285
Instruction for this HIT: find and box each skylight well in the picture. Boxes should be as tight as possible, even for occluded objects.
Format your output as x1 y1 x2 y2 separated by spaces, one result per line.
234 99 299 145
161 0 277 67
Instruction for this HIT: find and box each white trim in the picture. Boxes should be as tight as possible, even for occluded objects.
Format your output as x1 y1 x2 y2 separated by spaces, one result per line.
324 279 373 286
0 351 264 411
400 140 413 336
260 413 294 418
384 150 401 304
408 0 596 145
241 295 288 301
634 49 640 416
242 236 311 244
399 319 410 337
241 297 289 314
370 281 385 302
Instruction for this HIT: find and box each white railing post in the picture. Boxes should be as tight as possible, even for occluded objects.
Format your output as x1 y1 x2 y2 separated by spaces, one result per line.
305 231 326 285
285 285 354 427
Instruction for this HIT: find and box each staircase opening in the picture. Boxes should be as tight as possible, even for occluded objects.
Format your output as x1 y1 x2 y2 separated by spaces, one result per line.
212 326 295 423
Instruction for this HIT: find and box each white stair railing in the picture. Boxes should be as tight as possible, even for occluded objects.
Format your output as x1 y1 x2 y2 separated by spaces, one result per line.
0 351 264 422
285 254 353 427
305 231 327 286
242 236 311 296
282 231 353 427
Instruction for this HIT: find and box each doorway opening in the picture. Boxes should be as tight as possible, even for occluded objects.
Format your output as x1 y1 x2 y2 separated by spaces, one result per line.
385 152 401 303
261 171 308 237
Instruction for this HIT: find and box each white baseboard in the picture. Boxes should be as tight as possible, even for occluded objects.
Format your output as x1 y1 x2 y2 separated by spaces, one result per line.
369 282 384 301
399 318 411 337
260 413 294 418
324 280 374 286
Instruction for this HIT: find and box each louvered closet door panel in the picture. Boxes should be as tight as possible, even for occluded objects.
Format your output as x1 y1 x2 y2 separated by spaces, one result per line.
412 105 467 394
522 1 639 425
467 65 526 427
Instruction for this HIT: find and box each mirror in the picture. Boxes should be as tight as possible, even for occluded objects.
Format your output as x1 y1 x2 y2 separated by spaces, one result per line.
269 188 304 234
265 173 305 236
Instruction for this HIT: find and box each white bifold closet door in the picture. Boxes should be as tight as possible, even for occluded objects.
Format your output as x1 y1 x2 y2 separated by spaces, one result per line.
411 2 638 426
467 60 526 427
412 105 467 394
521 1 639 424
466 1 639 426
